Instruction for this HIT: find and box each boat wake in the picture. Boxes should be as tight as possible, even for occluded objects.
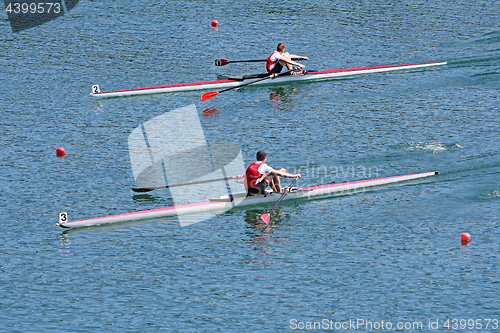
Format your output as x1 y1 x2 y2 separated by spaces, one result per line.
400 142 463 153
484 189 500 200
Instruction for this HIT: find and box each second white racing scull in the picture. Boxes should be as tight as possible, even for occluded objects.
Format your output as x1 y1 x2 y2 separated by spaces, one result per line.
90 62 446 99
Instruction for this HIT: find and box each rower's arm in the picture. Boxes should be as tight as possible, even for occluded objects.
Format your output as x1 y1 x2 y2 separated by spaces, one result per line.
272 169 301 178
284 59 304 67
280 53 307 68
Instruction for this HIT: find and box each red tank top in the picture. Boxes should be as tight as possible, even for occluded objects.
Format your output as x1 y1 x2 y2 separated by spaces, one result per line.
266 51 280 73
245 162 262 189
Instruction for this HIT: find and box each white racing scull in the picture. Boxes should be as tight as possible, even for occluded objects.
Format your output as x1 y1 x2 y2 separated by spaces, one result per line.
58 171 438 229
90 62 446 98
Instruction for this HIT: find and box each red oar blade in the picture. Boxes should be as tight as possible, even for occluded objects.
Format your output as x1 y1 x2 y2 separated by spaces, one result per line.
215 59 230 66
260 213 271 225
201 91 219 102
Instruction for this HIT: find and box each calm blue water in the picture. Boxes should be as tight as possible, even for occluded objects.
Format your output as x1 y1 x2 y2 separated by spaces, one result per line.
1 1 499 332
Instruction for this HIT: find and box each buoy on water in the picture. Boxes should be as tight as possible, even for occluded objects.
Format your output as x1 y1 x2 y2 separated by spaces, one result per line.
211 20 219 28
461 232 471 246
56 147 65 157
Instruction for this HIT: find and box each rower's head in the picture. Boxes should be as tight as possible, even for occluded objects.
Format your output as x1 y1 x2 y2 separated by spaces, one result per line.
277 43 286 53
256 150 269 162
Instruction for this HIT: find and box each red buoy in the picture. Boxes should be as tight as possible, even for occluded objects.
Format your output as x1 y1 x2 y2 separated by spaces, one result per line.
461 232 471 246
56 147 65 157
211 20 219 28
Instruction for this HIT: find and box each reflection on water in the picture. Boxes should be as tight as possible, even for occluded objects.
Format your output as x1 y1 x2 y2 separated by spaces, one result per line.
59 233 70 252
91 100 105 115
244 209 283 243
244 208 286 230
268 86 298 110
202 107 221 117
131 194 177 208
241 208 293 269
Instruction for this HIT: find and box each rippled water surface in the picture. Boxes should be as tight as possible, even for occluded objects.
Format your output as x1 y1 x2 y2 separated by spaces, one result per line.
1 0 499 332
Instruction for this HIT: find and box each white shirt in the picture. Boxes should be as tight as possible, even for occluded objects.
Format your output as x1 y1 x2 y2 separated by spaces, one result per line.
257 162 274 176
268 51 282 70
269 51 282 62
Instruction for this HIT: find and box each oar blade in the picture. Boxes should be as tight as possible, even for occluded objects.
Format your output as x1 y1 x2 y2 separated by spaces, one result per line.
201 91 219 102
215 59 230 66
260 213 271 225
131 187 157 193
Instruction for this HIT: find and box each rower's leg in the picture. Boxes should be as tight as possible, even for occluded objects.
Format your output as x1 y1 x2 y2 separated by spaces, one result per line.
279 52 293 70
264 173 280 192
271 175 282 193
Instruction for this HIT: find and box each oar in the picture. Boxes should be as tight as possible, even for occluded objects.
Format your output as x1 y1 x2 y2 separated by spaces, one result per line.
260 176 300 225
201 67 301 101
215 58 303 66
216 59 265 66
132 174 244 193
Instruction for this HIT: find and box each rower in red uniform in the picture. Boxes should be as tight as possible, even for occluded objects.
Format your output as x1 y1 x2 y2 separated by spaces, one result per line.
245 150 301 196
267 43 308 75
